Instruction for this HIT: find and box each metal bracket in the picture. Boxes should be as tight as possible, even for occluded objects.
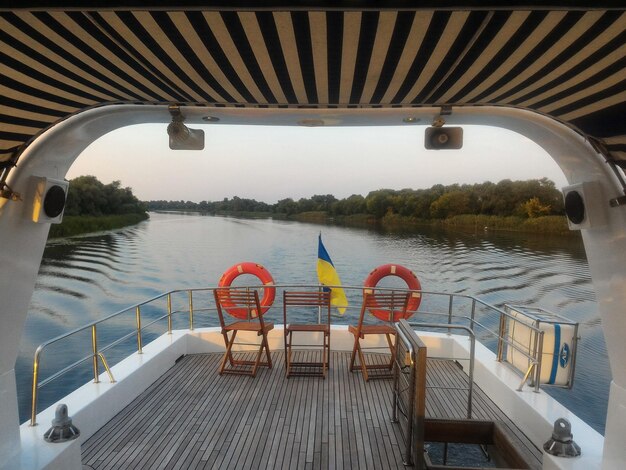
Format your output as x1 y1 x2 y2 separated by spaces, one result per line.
168 104 184 122
0 148 21 201
609 195 626 208
432 105 452 127
0 182 21 201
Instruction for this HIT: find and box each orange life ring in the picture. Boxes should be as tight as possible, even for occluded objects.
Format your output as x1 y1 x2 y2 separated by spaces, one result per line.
218 262 276 319
363 264 422 321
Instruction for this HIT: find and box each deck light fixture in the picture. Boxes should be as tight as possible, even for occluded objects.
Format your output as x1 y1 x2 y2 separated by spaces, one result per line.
167 105 205 150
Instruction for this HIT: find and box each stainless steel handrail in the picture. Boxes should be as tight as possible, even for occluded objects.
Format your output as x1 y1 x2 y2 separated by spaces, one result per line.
408 322 476 419
29 284 547 426
392 320 422 467
30 288 190 425
407 292 547 391
415 311 544 383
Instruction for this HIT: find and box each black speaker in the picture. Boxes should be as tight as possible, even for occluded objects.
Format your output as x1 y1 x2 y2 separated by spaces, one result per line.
564 190 585 225
425 127 463 150
562 182 607 230
31 177 69 224
43 185 67 218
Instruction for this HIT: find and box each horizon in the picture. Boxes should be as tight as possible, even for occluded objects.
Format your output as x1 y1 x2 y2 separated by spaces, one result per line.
137 176 560 205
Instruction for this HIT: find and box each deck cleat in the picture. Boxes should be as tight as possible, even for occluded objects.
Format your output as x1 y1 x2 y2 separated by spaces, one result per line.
543 418 581 458
43 404 80 443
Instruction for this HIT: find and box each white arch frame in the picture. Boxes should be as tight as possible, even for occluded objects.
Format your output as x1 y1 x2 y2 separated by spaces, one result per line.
2 104 625 468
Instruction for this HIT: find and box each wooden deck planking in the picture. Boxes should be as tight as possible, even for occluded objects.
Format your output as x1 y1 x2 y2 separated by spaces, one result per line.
82 351 541 469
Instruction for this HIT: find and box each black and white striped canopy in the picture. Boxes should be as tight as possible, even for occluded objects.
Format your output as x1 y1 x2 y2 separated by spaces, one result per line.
1 3 625 167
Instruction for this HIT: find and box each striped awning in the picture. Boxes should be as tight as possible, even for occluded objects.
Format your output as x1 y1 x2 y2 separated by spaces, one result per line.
1 5 625 167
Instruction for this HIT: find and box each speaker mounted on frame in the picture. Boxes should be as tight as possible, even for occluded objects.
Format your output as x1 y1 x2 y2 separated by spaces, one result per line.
31 177 69 224
168 104 205 150
425 126 463 150
562 181 607 230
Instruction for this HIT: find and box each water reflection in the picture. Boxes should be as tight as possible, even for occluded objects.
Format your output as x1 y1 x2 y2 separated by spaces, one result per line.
17 212 608 434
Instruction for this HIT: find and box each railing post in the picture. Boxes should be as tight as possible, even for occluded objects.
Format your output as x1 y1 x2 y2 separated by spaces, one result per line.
317 285 322 324
30 348 42 426
167 293 172 334
97 353 116 383
467 334 475 418
470 298 476 332
497 310 507 362
535 330 544 393
136 306 143 354
413 330 427 469
392 337 400 424
92 324 100 383
188 290 194 330
447 294 453 325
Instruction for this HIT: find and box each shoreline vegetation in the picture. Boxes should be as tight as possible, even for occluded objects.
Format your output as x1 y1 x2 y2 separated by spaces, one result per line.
291 211 571 235
48 175 148 239
49 213 149 238
147 178 573 237
54 176 573 238
197 210 571 235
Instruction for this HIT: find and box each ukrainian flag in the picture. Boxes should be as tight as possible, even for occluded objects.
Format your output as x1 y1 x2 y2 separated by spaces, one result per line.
317 234 348 314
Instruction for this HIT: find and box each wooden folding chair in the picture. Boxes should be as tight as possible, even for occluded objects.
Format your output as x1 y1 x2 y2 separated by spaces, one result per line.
349 290 411 381
283 290 332 378
214 288 274 377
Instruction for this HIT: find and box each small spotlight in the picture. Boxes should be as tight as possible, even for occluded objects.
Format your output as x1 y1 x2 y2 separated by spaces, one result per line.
167 105 205 150
425 126 463 150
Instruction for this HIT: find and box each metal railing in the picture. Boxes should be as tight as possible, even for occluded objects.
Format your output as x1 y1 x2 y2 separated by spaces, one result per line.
409 291 546 392
30 288 198 426
29 284 547 426
407 322 477 419
392 319 427 467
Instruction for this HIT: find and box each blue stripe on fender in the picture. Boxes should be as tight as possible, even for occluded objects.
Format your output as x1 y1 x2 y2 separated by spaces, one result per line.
549 324 561 385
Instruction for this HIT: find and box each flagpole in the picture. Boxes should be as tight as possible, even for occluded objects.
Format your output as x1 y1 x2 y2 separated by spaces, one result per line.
318 231 322 323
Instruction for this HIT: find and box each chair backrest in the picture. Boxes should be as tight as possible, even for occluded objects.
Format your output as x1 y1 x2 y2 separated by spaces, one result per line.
360 290 411 324
214 288 265 326
283 290 332 325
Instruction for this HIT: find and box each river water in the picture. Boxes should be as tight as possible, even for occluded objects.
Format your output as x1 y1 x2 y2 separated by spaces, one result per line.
16 212 610 434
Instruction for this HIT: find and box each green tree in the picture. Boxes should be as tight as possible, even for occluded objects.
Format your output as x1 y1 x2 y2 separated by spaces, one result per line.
275 198 298 215
65 175 145 216
429 191 471 219
365 189 395 218
520 197 552 218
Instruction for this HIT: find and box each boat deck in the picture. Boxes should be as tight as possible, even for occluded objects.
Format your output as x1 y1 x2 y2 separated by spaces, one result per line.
81 351 542 469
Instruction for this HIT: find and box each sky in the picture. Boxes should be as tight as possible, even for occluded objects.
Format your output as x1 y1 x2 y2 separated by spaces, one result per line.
67 124 569 203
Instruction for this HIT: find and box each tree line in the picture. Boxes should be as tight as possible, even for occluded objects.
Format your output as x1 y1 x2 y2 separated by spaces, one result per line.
146 178 564 220
65 175 146 216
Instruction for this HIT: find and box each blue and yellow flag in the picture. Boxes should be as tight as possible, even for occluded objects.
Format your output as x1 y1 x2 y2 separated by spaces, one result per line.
317 234 348 314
